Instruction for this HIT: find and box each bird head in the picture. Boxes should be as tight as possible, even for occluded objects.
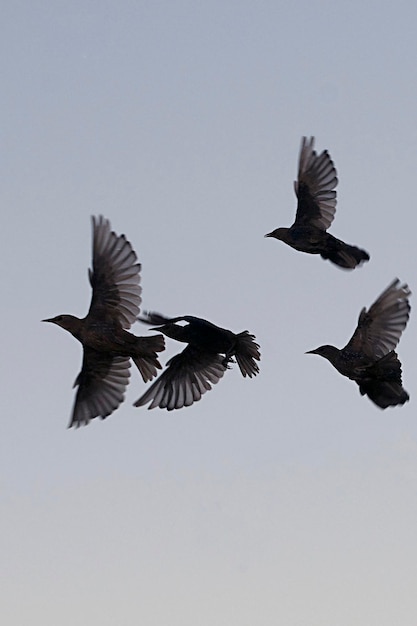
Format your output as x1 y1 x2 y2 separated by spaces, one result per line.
305 345 338 363
264 227 288 241
150 322 190 343
42 314 83 337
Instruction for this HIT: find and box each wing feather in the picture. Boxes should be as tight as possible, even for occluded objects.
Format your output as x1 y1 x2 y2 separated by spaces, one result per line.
344 279 411 359
134 347 226 410
70 349 131 427
88 216 142 329
294 136 338 230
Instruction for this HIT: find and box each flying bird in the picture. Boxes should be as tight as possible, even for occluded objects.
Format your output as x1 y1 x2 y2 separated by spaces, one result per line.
43 216 164 427
265 136 370 269
134 312 260 410
306 279 410 408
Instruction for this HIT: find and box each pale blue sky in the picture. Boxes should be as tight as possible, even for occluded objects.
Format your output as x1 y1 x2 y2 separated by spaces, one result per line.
2 1 417 624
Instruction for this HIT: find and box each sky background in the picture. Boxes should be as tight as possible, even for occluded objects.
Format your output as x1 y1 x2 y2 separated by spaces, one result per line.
2 1 417 624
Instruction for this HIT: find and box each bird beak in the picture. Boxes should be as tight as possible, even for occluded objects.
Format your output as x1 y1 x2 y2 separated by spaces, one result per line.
305 348 318 354
264 232 273 238
42 318 53 323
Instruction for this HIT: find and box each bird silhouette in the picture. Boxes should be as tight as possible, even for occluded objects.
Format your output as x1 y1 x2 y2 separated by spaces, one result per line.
134 312 260 410
306 279 410 408
265 136 370 269
43 216 164 427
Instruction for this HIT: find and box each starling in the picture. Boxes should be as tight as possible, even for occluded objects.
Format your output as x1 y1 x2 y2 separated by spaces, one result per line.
265 136 370 269
134 312 260 410
306 279 411 408
43 216 165 427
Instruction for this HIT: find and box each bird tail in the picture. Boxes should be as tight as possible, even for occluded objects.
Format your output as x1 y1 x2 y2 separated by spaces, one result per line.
234 331 261 378
358 351 409 408
132 334 165 383
321 235 370 269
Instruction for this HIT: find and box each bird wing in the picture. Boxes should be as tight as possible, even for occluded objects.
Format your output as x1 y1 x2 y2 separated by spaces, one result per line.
69 348 131 427
293 136 338 231
344 279 411 360
87 216 142 329
357 351 409 408
134 346 227 410
139 311 181 326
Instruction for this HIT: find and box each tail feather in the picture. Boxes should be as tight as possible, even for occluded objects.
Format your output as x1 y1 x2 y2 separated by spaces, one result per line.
321 235 370 269
132 334 165 382
234 331 261 378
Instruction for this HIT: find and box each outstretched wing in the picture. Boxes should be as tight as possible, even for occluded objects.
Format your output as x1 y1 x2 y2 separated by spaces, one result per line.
344 279 411 360
134 346 226 410
293 136 338 231
139 311 181 326
70 348 131 427
88 216 142 329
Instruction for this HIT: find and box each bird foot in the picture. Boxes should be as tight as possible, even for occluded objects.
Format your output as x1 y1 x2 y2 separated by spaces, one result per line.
222 356 235 369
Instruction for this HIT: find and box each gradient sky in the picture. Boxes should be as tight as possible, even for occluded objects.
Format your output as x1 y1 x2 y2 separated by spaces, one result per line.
2 1 417 624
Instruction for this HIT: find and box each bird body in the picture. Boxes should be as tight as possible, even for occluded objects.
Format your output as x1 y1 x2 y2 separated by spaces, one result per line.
308 344 369 378
46 312 163 370
134 312 260 410
266 136 370 269
307 279 410 408
269 226 369 269
150 315 239 354
43 216 164 427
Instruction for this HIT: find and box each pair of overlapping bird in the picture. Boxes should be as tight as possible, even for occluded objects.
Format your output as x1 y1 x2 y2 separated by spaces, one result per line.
44 137 410 427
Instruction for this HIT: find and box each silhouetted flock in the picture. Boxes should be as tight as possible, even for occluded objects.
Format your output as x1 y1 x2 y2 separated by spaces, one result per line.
44 137 411 427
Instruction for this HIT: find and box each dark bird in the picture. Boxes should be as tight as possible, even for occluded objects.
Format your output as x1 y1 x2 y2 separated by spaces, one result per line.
265 136 370 269
43 216 165 427
134 312 260 410
306 279 411 408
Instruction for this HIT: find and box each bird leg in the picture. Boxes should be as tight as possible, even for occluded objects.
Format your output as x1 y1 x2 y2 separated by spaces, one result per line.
222 353 235 369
